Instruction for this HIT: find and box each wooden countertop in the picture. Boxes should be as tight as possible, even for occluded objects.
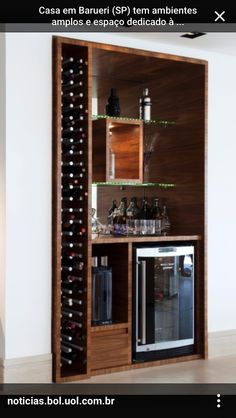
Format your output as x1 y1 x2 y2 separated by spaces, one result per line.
92 234 202 244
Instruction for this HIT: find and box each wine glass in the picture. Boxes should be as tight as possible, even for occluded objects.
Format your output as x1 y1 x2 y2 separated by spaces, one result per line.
143 132 158 182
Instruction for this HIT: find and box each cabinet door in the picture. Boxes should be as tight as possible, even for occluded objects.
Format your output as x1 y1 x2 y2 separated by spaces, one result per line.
90 328 130 371
93 118 143 183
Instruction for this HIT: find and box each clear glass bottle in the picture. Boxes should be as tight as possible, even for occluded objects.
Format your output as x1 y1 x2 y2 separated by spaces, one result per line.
92 256 103 325
140 88 152 121
113 198 127 235
151 198 162 234
161 205 171 233
99 256 112 324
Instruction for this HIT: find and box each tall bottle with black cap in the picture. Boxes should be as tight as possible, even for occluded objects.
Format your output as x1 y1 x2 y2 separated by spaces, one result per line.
139 88 152 121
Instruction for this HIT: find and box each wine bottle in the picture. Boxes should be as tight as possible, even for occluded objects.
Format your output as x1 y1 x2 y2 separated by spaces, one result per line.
61 288 73 295
61 310 73 318
62 150 84 158
61 91 84 101
61 57 84 68
61 330 85 344
61 356 72 365
61 334 73 341
61 242 83 248
62 341 83 351
62 275 83 284
63 250 83 258
139 198 151 220
62 296 83 306
62 283 84 293
62 308 83 317
61 344 72 353
62 126 83 135
62 81 83 92
62 71 83 85
62 118 84 129
61 207 83 213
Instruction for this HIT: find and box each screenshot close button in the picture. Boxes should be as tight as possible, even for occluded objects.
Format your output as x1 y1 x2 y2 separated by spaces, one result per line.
214 11 226 22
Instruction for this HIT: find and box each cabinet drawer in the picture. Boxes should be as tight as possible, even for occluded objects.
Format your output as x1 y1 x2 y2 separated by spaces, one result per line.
90 328 130 371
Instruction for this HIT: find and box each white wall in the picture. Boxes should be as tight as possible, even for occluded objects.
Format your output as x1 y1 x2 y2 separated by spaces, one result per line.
4 32 236 359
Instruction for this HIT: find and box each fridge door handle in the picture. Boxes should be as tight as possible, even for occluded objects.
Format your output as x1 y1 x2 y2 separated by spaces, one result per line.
140 260 146 345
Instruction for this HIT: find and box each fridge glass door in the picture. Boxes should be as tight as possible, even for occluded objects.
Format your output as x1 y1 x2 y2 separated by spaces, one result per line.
136 246 194 353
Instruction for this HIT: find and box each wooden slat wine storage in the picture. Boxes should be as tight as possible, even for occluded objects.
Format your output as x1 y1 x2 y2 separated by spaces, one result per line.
52 37 91 382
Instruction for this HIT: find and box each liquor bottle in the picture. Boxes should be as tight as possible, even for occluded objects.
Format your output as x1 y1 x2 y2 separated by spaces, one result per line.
105 88 121 117
107 199 117 225
126 197 139 220
151 198 162 234
139 88 152 121
160 205 171 233
139 198 151 219
113 197 127 235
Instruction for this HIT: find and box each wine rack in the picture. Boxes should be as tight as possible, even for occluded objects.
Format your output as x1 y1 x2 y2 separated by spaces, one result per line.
52 38 90 381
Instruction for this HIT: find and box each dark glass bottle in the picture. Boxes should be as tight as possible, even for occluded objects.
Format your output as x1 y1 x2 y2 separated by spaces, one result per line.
139 198 151 220
107 199 117 225
106 88 121 117
151 198 161 219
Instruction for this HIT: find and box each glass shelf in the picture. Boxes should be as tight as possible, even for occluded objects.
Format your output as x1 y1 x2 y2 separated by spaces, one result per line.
92 181 175 189
92 114 175 126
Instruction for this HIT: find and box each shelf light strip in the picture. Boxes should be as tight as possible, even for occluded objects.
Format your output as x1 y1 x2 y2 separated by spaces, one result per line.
92 182 175 188
92 114 175 125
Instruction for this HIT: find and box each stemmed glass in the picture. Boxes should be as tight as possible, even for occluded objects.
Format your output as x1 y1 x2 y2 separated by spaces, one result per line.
143 131 158 182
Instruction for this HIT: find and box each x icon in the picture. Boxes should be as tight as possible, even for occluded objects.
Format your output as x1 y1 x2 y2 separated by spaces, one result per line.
214 11 225 22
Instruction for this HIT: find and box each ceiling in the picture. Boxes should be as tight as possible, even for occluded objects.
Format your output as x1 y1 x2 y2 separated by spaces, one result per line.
120 33 236 57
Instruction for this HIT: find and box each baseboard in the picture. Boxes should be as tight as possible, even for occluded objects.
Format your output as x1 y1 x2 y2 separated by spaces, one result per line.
208 329 236 358
0 353 52 383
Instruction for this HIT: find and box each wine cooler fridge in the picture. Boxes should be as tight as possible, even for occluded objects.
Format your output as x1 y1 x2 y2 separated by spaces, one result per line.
133 245 195 362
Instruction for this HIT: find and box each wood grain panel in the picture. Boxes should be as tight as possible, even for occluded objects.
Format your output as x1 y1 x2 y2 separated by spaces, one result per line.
90 328 130 370
92 118 143 182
